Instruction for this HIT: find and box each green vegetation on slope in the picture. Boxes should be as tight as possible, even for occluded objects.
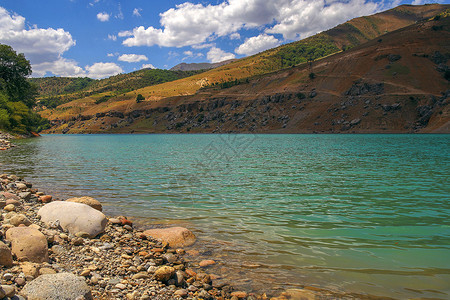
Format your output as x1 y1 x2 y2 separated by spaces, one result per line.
31 68 206 109
0 44 49 133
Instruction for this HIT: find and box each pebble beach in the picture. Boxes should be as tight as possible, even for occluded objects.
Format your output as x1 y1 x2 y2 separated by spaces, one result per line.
0 134 328 300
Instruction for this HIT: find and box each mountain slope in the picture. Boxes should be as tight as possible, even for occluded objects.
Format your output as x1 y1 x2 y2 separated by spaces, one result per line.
40 4 449 133
45 12 450 134
170 59 238 71
30 68 205 109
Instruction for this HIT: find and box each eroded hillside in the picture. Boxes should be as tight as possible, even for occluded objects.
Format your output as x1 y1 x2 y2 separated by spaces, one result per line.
42 5 450 134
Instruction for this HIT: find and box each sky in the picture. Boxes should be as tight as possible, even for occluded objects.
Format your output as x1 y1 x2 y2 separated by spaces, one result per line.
0 0 446 79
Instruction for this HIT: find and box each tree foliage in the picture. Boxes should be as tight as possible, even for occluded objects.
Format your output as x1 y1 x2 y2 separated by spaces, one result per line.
136 94 145 103
0 44 49 133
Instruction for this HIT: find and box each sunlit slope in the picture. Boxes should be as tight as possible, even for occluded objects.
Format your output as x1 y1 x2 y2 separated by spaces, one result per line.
41 4 448 122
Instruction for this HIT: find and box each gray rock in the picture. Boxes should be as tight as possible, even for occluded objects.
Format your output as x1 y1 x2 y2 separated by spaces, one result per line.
15 183 27 190
18 192 32 201
1 285 15 297
21 272 92 300
38 201 107 238
3 273 13 280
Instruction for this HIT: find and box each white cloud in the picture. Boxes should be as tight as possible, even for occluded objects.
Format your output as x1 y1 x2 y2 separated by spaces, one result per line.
235 34 280 56
207 47 235 63
230 32 241 40
182 50 203 60
85 62 123 79
133 8 142 17
121 0 381 48
118 30 132 37
116 3 123 20
192 43 215 49
266 0 379 40
107 53 115 57
142 63 156 69
33 58 86 77
0 6 81 77
118 54 148 63
107 34 117 41
97 12 110 22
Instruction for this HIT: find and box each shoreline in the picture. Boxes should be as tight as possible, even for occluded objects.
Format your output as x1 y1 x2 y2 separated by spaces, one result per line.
0 133 334 300
1 172 264 299
0 134 405 300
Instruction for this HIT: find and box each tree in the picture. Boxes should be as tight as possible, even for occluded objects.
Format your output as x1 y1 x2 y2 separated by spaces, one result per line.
0 44 37 107
0 44 48 133
136 94 145 103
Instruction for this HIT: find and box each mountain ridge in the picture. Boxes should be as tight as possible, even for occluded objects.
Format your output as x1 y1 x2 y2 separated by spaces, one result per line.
170 59 239 71
39 4 450 134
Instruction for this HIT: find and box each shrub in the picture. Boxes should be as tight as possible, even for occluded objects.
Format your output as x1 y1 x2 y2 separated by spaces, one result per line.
136 94 145 103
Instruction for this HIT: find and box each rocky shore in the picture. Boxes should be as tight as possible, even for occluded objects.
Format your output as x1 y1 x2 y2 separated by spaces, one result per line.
0 133 15 151
1 173 269 300
0 133 332 300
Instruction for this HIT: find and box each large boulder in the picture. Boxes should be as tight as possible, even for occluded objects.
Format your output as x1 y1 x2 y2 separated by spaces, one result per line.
66 196 102 212
38 201 107 238
21 272 92 300
5 227 48 263
0 241 13 267
143 227 196 248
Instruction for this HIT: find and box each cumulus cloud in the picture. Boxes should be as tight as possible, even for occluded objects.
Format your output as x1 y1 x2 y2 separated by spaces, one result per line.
266 0 379 40
118 54 148 63
32 58 86 77
121 0 381 48
97 12 110 22
235 34 280 56
85 62 123 79
142 63 156 69
0 6 81 77
207 47 235 63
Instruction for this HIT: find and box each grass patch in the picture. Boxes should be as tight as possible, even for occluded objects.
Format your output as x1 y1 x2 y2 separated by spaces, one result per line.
385 63 410 76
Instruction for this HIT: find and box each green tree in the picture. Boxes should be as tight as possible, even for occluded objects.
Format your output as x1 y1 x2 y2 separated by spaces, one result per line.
0 44 49 133
0 44 37 107
136 94 145 103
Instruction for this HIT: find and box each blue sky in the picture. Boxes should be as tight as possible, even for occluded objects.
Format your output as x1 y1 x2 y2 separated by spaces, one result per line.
0 0 446 78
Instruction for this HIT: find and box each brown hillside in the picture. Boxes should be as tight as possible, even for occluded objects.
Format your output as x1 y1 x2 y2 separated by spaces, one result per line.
44 7 449 134
40 4 448 126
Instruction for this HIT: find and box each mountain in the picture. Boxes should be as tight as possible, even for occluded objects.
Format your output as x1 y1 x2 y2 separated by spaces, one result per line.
170 59 239 71
30 69 205 109
39 4 450 134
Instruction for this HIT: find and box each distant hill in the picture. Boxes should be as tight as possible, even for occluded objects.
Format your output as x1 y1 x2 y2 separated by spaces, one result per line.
31 68 204 109
39 4 449 134
170 59 238 71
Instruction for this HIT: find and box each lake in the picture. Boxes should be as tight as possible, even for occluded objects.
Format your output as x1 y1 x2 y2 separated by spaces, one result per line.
1 134 449 298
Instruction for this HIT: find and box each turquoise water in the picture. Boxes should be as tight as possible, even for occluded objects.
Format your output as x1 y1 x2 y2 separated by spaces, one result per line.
1 134 449 298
